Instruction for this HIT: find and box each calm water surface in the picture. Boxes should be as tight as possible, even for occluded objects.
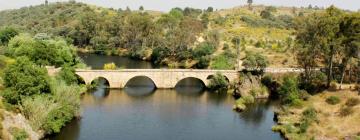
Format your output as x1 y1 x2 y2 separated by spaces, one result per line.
50 53 282 140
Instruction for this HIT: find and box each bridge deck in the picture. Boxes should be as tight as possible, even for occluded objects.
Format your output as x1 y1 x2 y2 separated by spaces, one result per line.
75 69 239 72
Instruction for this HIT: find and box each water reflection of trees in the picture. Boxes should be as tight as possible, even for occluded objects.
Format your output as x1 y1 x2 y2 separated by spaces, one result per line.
50 118 81 140
206 91 229 105
238 100 272 126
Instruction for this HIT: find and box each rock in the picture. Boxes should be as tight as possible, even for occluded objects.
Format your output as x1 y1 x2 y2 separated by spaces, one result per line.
236 73 269 99
2 110 43 140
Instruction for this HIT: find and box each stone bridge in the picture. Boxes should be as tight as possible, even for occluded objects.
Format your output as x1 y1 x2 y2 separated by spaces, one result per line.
46 67 305 89
75 69 240 89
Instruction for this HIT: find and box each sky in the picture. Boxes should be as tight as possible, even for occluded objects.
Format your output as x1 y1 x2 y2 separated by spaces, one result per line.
0 0 359 11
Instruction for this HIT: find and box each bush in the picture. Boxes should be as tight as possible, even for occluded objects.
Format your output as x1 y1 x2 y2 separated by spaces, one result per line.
210 52 235 70
299 107 317 133
345 97 360 107
329 81 338 91
57 65 78 85
0 27 19 45
103 62 117 70
242 51 269 70
192 42 216 58
261 75 273 87
242 95 255 104
2 57 51 104
21 79 81 134
302 107 317 121
299 71 327 94
195 56 210 69
278 75 301 106
339 106 353 117
9 127 28 140
151 47 170 64
208 72 229 91
326 96 341 105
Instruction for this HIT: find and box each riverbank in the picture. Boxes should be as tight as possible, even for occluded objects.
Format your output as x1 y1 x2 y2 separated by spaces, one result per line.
272 90 360 140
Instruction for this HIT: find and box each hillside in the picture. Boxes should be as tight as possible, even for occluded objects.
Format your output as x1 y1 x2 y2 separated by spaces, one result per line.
0 2 324 69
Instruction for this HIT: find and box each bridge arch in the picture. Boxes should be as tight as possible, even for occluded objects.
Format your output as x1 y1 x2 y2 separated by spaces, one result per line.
90 77 111 88
175 77 207 88
124 76 157 88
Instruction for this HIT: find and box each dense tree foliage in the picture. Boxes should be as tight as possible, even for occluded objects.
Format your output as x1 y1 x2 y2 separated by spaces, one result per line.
242 51 269 70
0 2 211 67
6 34 79 67
294 6 359 88
2 57 51 104
208 72 229 91
0 27 18 45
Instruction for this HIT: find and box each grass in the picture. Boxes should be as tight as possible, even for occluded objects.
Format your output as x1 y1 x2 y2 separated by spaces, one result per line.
9 127 28 140
326 96 341 105
273 90 360 139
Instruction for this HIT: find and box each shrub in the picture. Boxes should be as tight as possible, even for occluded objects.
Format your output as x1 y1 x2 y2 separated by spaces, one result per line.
57 64 78 85
21 79 81 134
208 72 229 91
326 96 341 105
278 75 300 106
302 107 317 121
0 27 19 45
2 57 51 104
192 42 216 58
9 127 28 140
210 52 235 70
261 75 273 87
242 51 269 70
345 97 360 107
242 95 255 104
299 107 317 133
339 106 353 117
299 71 327 94
151 47 170 64
329 81 338 91
103 62 117 70
195 56 210 69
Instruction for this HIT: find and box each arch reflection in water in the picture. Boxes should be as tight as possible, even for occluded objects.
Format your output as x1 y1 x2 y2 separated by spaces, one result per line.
124 76 156 97
91 77 110 88
175 77 205 96
88 77 111 99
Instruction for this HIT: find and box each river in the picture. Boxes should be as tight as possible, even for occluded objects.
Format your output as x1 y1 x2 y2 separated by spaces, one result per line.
50 53 282 140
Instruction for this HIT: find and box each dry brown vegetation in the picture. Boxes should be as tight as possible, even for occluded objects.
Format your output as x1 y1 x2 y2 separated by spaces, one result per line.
274 90 360 140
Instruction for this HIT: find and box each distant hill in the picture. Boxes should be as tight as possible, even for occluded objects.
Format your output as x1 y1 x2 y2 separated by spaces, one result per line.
0 2 329 68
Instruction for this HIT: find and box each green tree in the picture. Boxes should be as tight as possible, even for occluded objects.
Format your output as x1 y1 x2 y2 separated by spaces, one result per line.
7 34 78 67
247 0 253 10
260 6 277 19
278 75 301 105
319 6 343 87
337 13 360 88
2 57 51 104
0 27 18 45
206 7 214 12
139 6 144 11
208 72 229 90
242 52 269 70
294 6 344 87
57 64 78 85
